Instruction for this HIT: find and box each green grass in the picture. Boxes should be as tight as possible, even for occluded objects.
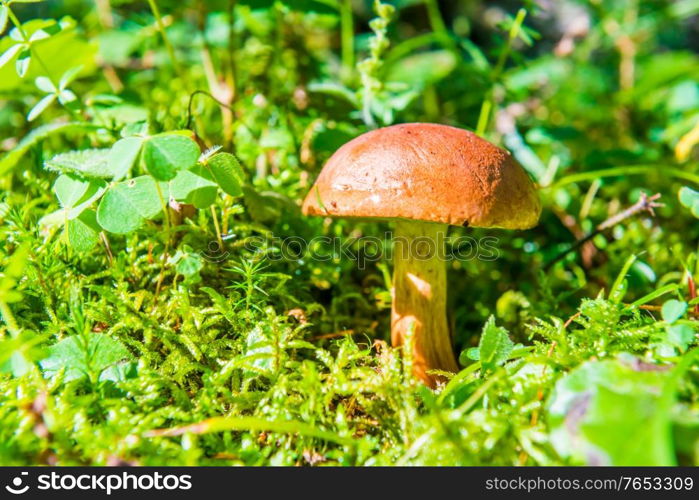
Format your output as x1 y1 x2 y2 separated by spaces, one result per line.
0 0 698 466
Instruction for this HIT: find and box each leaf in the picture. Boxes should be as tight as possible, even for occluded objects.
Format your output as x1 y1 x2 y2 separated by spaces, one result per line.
27 93 56 121
0 244 30 305
387 50 457 88
40 333 131 382
144 416 352 445
170 248 203 278
475 315 514 372
96 176 163 234
107 137 143 180
142 133 199 181
0 43 22 69
57 88 77 104
58 65 82 89
679 186 699 217
307 81 359 106
665 324 695 353
0 5 8 34
675 119 699 162
0 330 47 377
661 299 687 324
46 149 114 179
66 209 100 252
207 152 244 197
0 122 99 177
54 173 91 208
53 174 106 220
547 357 675 466
201 287 237 325
16 47 30 77
35 75 55 92
609 254 637 303
0 22 97 92
169 166 218 209
242 325 276 375
38 209 64 233
9 26 23 42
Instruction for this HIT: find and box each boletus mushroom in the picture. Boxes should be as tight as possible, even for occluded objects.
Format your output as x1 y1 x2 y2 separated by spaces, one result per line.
302 123 541 387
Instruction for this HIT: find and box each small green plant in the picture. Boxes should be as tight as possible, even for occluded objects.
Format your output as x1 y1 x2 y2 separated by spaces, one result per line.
40 132 244 252
0 0 698 467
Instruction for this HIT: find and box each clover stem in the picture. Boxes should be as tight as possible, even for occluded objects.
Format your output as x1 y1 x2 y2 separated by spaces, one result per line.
153 182 171 300
391 220 459 387
210 205 223 249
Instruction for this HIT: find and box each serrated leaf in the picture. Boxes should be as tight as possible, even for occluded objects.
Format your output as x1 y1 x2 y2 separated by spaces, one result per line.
142 133 199 181
108 137 143 180
96 176 163 234
99 361 137 382
665 324 695 353
46 149 114 179
66 209 100 252
661 299 687 324
40 333 130 382
207 152 244 197
169 165 218 209
547 358 675 465
0 122 99 177
27 93 56 121
476 315 514 372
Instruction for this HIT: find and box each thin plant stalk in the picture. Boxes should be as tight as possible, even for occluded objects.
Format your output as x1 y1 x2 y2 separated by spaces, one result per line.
154 182 172 299
210 205 224 249
6 6 58 85
146 0 187 86
424 0 455 50
340 0 355 78
476 8 527 136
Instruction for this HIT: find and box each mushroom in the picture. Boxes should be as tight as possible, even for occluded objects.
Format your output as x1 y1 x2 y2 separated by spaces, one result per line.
302 123 541 386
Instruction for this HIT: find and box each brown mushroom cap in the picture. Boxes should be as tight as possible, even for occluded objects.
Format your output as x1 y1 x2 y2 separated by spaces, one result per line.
302 123 541 229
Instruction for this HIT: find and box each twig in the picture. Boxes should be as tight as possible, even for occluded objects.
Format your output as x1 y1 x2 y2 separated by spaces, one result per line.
100 231 114 264
311 329 356 341
185 90 236 130
546 192 663 269
563 312 581 329
687 270 699 315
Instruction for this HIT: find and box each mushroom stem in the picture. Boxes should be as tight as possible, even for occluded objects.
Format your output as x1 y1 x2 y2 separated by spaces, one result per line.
391 220 459 387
